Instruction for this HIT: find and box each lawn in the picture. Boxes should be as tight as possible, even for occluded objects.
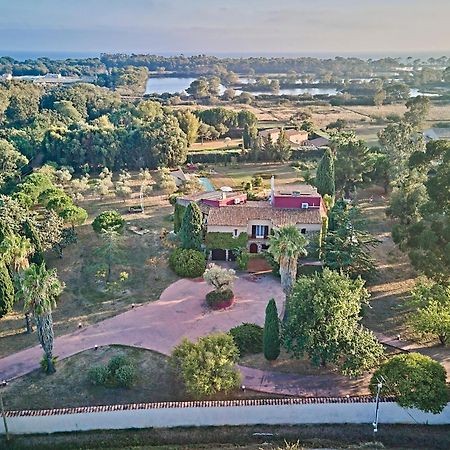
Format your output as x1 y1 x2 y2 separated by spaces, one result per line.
0 174 178 359
2 345 276 411
189 138 242 152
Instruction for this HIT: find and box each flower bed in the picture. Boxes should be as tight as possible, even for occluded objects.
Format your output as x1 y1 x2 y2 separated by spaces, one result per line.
205 289 234 310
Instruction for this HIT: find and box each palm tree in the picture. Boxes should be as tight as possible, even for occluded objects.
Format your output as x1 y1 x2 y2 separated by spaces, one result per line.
21 264 64 374
0 234 35 332
268 225 308 296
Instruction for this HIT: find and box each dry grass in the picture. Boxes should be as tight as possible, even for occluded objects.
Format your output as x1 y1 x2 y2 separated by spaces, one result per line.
2 345 278 411
190 138 242 151
0 175 177 358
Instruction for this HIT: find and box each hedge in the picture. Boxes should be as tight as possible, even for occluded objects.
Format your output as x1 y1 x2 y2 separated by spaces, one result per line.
229 323 263 356
205 232 247 250
206 288 234 309
169 248 206 278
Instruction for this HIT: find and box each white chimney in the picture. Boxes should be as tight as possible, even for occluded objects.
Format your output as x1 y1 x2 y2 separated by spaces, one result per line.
270 176 275 205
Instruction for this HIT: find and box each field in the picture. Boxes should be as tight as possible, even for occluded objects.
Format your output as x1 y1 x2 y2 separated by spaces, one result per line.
0 176 177 359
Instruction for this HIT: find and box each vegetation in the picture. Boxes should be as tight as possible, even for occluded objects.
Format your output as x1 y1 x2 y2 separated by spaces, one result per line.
0 260 14 317
92 210 125 234
203 263 236 308
263 299 280 361
170 333 240 397
179 202 203 250
315 148 335 198
169 248 206 278
284 269 383 376
268 225 308 296
370 353 448 414
88 355 137 388
229 323 263 356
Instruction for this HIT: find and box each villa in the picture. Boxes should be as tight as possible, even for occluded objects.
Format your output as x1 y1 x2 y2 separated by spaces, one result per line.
177 178 326 261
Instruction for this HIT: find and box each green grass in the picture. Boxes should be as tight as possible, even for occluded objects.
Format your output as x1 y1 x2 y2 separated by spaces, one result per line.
2 424 450 450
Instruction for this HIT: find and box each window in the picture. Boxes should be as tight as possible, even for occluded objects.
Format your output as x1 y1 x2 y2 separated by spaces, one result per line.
301 202 309 209
252 225 269 238
233 229 238 237
301 228 306 234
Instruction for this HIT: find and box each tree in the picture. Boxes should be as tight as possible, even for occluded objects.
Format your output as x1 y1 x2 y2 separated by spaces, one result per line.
370 353 448 414
0 261 14 318
203 263 236 292
243 123 257 149
0 139 28 189
59 205 88 230
0 234 33 272
274 130 292 162
186 78 210 98
284 268 383 376
334 137 374 197
378 122 425 186
21 263 65 373
179 202 203 251
404 96 431 127
315 148 335 198
173 203 186 233
268 225 308 296
92 210 124 234
95 229 124 283
175 110 200 147
170 333 240 397
22 220 45 265
263 298 280 361
324 200 379 277
409 280 450 345
373 89 386 107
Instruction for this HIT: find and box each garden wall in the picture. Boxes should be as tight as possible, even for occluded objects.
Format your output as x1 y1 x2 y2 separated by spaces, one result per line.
2 397 450 435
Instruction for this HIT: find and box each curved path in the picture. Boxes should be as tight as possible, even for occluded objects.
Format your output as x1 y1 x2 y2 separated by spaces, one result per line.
0 275 284 382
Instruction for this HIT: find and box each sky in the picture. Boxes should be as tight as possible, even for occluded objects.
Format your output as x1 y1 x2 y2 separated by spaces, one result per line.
0 0 449 58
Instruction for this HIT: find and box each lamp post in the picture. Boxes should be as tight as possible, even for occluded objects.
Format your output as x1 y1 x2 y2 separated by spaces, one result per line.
0 380 10 441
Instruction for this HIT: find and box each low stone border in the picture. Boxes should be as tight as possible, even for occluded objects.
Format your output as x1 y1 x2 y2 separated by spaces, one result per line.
6 395 395 418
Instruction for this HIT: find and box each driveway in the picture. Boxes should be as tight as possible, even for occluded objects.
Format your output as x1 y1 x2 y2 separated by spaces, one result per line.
0 274 284 382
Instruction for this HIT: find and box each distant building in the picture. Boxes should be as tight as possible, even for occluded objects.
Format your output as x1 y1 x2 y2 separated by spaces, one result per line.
307 136 331 147
169 168 191 187
423 128 450 142
259 128 309 147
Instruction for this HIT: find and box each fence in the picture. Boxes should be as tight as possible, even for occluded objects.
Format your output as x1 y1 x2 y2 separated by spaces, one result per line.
2 397 450 435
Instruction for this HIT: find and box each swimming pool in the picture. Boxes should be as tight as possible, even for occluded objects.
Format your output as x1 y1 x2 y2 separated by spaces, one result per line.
198 177 215 192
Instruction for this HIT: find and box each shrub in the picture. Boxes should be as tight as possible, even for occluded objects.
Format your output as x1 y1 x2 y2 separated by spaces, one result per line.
40 354 58 373
88 354 136 388
170 333 240 397
92 210 125 234
236 249 249 270
203 263 236 292
206 288 234 308
169 248 206 278
370 353 448 414
88 365 111 386
229 323 263 356
115 364 136 388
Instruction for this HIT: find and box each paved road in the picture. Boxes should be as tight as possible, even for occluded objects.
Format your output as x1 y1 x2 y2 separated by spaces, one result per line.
0 275 284 382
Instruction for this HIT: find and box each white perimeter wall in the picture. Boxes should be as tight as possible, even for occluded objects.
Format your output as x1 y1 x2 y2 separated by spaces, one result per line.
2 402 450 435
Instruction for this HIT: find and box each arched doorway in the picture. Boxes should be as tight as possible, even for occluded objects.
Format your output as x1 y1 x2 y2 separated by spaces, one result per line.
249 243 258 254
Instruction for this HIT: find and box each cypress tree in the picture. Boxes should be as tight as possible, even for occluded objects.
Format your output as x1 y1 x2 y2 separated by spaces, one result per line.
179 202 203 250
174 203 186 233
0 262 14 318
316 148 335 198
23 220 45 265
263 298 280 361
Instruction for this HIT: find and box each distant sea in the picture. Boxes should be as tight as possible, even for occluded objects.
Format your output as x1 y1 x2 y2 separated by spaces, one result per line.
1 50 449 61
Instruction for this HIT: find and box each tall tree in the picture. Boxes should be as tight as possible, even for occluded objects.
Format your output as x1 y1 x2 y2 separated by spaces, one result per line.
21 264 64 373
404 96 431 128
0 261 14 318
284 268 383 376
268 225 308 296
0 139 28 189
315 148 335 198
179 202 203 251
175 110 200 147
263 299 280 361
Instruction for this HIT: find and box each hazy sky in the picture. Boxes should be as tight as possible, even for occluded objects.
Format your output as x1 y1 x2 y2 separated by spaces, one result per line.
1 0 449 56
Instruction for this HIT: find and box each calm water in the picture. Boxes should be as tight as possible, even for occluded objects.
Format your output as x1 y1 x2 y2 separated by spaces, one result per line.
145 77 337 96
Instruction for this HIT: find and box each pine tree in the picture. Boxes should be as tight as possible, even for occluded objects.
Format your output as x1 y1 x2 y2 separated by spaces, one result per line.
263 298 280 361
316 148 335 197
179 203 203 250
22 220 44 265
0 261 14 318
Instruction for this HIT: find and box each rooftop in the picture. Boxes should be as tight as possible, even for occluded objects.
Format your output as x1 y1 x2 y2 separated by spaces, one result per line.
274 184 319 196
178 190 244 203
207 201 322 227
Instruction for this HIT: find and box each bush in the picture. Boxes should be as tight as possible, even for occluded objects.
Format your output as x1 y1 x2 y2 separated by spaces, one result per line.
170 333 240 397
236 249 249 270
206 288 234 308
229 323 263 356
169 248 206 278
92 210 125 234
88 365 111 386
88 354 136 388
115 364 136 388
